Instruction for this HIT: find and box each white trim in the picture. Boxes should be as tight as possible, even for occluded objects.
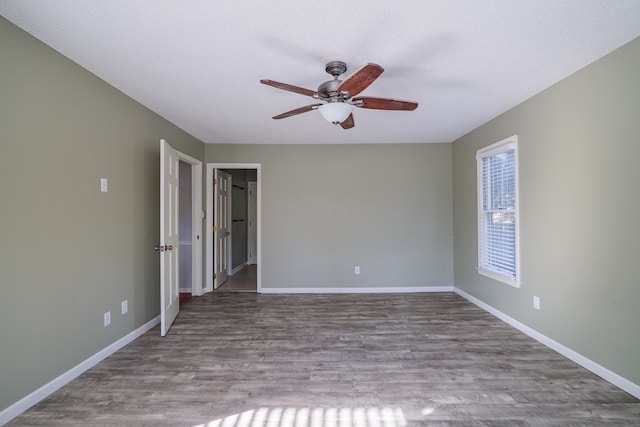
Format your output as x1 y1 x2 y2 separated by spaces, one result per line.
230 262 248 276
476 135 521 287
477 267 520 288
0 316 160 425
206 163 261 294
179 287 192 293
454 287 640 400
247 181 258 265
205 166 214 294
476 136 517 158
260 286 453 294
226 173 233 277
175 149 203 297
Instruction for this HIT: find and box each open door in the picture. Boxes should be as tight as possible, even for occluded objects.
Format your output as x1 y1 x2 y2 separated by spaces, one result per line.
248 181 258 265
206 163 261 293
159 139 180 336
214 170 231 288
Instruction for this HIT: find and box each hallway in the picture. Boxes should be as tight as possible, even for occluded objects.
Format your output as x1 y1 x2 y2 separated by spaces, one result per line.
216 264 257 292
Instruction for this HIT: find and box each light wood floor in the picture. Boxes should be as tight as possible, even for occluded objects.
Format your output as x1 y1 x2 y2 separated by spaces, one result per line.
8 293 640 426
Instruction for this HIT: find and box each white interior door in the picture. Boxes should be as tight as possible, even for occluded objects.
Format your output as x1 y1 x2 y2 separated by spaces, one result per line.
214 170 231 288
160 139 180 336
248 181 258 265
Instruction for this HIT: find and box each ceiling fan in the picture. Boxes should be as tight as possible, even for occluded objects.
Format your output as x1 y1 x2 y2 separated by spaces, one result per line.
260 61 418 129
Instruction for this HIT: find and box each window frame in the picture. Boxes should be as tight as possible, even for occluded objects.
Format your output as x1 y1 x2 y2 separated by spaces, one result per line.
476 135 521 287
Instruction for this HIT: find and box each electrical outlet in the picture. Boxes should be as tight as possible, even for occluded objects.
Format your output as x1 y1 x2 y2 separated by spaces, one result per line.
100 178 108 192
354 266 360 275
121 299 128 315
533 296 541 310
104 311 111 327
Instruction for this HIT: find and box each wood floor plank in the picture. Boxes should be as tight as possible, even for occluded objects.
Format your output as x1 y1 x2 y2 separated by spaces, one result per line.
8 293 640 426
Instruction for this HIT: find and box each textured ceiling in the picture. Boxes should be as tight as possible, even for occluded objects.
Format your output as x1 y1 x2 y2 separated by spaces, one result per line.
2 1 640 144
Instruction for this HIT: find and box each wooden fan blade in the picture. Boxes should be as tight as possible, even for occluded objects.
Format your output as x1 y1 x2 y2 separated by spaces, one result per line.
272 103 322 119
260 79 317 98
352 96 418 111
337 63 384 96
340 113 355 129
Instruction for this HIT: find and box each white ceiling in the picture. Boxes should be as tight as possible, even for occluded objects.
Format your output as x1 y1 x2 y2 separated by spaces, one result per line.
2 1 640 144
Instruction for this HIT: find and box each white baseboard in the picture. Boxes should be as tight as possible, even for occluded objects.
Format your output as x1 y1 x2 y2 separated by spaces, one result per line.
454 287 640 400
260 286 453 294
230 262 248 276
0 316 160 426
179 287 192 293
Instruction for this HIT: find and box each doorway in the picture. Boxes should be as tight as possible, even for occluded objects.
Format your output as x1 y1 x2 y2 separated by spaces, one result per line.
178 161 196 296
206 163 261 293
176 153 203 296
159 139 203 335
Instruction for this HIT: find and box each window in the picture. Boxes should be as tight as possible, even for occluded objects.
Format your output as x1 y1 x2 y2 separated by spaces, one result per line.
476 135 520 287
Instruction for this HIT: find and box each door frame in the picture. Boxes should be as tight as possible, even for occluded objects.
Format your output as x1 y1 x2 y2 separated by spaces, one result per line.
247 181 258 265
176 150 204 296
206 163 261 293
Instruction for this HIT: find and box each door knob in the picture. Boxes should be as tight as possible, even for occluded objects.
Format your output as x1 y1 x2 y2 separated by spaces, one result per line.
166 245 173 251
225 231 231 236
154 245 173 251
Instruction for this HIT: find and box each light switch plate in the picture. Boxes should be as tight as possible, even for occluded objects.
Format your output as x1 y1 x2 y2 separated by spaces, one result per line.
533 296 541 310
100 178 108 192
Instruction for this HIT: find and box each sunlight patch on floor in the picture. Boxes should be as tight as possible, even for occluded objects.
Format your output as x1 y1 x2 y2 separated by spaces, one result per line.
195 406 408 427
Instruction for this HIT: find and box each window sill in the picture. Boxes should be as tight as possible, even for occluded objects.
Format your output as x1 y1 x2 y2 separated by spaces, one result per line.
477 267 521 288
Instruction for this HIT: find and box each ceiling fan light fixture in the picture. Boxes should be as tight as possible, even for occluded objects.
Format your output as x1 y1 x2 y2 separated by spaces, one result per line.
318 102 354 125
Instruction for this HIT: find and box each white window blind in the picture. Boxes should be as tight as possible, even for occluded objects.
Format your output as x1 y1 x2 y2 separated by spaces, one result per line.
477 136 519 286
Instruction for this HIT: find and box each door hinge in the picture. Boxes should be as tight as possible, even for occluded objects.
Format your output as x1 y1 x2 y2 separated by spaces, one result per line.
213 273 217 279
212 225 217 232
213 178 217 185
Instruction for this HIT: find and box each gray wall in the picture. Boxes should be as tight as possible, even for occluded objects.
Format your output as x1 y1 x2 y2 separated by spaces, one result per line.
452 37 640 384
0 18 204 411
206 143 453 289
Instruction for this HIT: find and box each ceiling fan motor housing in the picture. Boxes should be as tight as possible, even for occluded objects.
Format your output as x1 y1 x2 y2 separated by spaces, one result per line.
317 79 345 100
318 61 350 101
325 61 347 77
